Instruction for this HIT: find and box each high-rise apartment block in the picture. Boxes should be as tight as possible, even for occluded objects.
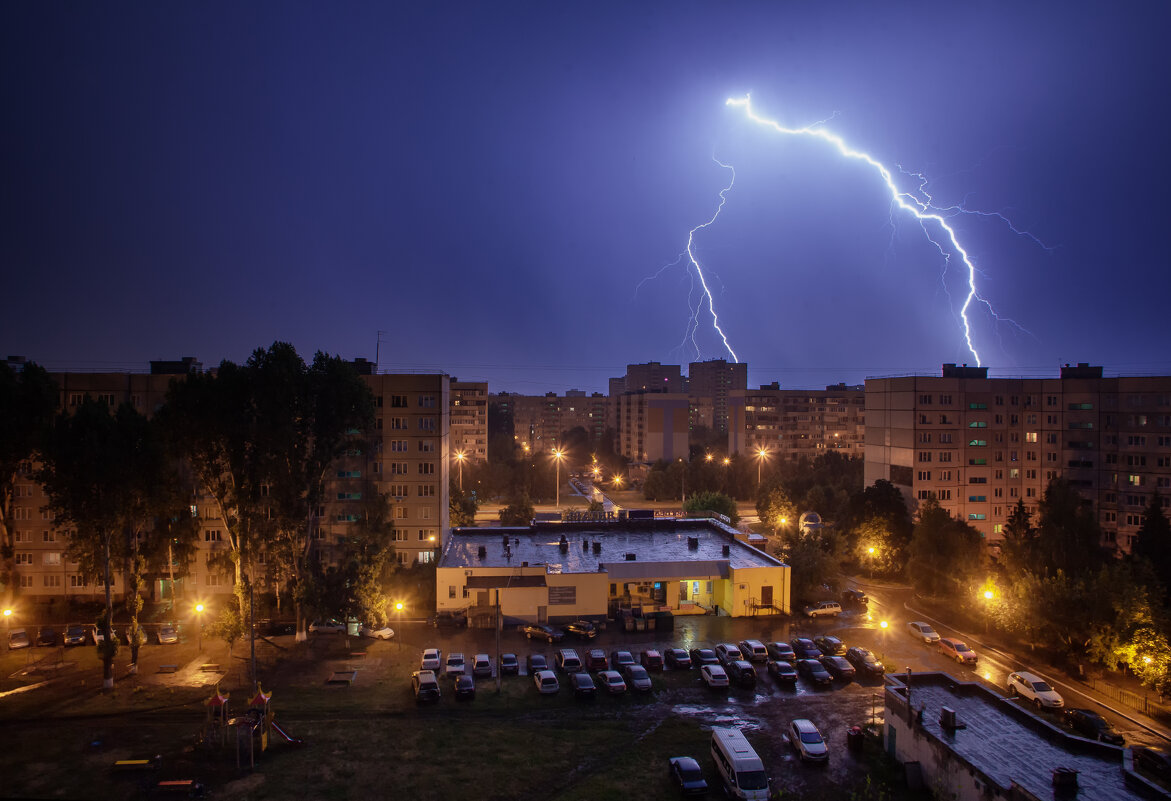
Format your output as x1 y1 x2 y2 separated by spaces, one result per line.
864 364 1171 551
616 391 690 463
623 362 683 393
728 383 865 461
688 359 747 434
450 379 488 462
509 391 609 454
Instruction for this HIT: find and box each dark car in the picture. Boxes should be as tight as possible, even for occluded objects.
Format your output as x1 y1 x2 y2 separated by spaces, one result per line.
841 588 869 608
845 646 884 678
570 671 597 699
737 639 768 663
610 650 637 671
566 620 597 640
526 653 549 673
36 626 59 647
767 660 798 683
64 624 88 646
434 610 467 628
585 649 608 671
665 648 692 669
726 660 757 688
796 658 833 686
1064 709 1124 745
412 670 441 703
813 635 846 656
819 654 856 681
668 756 709 796
500 653 519 675
640 649 664 671
689 648 719 666
454 674 475 701
522 623 564 643
767 641 796 662
1134 747 1171 782
790 638 822 660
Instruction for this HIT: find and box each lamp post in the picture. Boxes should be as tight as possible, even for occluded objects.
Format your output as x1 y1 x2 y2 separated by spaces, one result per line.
867 546 876 579
454 451 466 491
551 447 565 509
982 589 994 634
195 603 205 653
755 447 769 487
3 608 11 652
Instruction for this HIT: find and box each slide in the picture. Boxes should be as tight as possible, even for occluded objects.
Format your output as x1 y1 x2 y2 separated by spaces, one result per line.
269 721 304 745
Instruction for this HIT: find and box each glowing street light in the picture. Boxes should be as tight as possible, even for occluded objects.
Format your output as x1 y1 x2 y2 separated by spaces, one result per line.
194 602 206 652
612 474 624 489
705 453 714 463
3 608 11 652
454 450 466 491
551 447 565 509
755 446 769 486
867 545 877 579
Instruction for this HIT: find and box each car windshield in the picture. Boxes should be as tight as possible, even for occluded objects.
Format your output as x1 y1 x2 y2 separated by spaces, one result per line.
954 643 970 652
1032 680 1053 692
800 731 824 744
679 766 703 781
922 626 936 634
738 770 768 790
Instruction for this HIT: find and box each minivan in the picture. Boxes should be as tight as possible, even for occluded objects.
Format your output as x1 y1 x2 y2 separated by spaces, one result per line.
711 727 770 800
555 648 583 673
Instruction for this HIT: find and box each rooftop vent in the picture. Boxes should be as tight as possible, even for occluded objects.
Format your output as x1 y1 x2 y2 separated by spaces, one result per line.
477 545 486 560
687 536 699 550
521 561 528 567
558 535 569 553
502 534 510 548
592 542 601 554
722 544 731 557
582 539 589 552
625 553 637 561
938 706 965 731
1052 767 1078 792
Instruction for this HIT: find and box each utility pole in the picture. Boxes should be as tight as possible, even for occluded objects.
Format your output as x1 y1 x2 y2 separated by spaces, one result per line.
495 590 502 693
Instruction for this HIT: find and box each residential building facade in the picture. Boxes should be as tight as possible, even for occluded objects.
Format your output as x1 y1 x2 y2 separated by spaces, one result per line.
687 359 747 434
728 383 865 461
449 379 489 463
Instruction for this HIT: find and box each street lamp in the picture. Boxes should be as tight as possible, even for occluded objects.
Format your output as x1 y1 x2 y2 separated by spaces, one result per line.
454 450 466 492
755 447 769 487
867 546 877 579
3 608 11 652
981 589 994 634
194 603 205 653
551 447 565 509
612 474 624 489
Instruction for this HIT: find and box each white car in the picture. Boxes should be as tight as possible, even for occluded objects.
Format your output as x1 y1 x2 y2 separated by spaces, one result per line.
714 643 743 666
805 601 842 618
1008 671 1064 709
533 670 560 694
700 664 730 689
598 670 627 694
157 625 179 645
421 648 442 671
444 652 466 678
907 621 941 644
359 623 394 640
789 718 828 761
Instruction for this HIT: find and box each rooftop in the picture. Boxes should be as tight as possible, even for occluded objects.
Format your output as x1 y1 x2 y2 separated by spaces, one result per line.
886 672 1156 801
439 519 784 573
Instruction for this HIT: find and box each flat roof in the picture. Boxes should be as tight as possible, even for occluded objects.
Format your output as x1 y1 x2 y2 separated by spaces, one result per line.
439 519 785 573
887 673 1143 800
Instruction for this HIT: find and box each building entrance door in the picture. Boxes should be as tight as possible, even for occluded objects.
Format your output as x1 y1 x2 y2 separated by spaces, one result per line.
760 586 773 608
679 581 688 602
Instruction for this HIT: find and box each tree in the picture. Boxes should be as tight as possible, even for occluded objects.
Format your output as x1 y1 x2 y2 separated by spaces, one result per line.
0 361 58 602
906 496 984 597
756 483 797 534
498 494 535 525
206 603 245 662
776 532 839 604
1132 493 1171 604
846 480 913 569
1035 478 1107 578
998 499 1037 578
683 491 739 525
449 479 478 527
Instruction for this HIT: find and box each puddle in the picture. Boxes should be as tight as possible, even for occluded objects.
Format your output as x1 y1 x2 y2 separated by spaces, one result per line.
671 703 761 730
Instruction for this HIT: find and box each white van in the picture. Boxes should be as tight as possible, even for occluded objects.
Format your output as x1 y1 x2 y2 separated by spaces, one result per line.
711 727 770 800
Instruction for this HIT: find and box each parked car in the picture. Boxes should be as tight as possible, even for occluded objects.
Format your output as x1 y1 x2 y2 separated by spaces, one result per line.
527 653 549 673
1007 671 1064 709
767 660 798 684
805 601 842 618
813 635 846 656
533 670 560 694
309 619 346 634
500 653 519 675
570 671 597 699
796 658 833 686
939 638 977 665
157 625 179 645
790 638 822 660
767 641 796 662
727 660 757 688
64 624 88 646
8 628 30 649
585 649 608 671
522 623 564 643
907 621 941 644
421 648 442 671
36 626 59 647
555 648 583 673
624 664 653 692
714 643 743 666
819 655 856 681
443 652 466 678
472 654 492 678
123 627 147 647
1064 708 1124 745
598 670 627 694
640 649 664 671
433 610 467 628
665 648 691 669
454 674 476 701
1134 747 1171 782
94 626 119 645
565 620 597 640
412 670 441 703
359 623 394 640
845 646 884 678
841 589 869 608
689 647 719 666
789 719 829 761
668 756 709 796
738 639 768 663
610 650 636 671
700 664 730 689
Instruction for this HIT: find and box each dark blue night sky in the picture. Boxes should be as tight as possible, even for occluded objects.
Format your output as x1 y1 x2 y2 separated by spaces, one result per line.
3 2 1169 392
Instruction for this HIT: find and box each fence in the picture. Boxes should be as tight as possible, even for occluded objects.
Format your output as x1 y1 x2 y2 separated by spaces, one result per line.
1084 676 1167 719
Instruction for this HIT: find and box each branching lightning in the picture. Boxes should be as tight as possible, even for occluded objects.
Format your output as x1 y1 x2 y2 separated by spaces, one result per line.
683 159 739 363
726 93 1044 367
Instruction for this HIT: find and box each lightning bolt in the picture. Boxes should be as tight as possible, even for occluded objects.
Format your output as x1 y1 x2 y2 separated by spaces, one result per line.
727 94 1042 367
683 159 739 363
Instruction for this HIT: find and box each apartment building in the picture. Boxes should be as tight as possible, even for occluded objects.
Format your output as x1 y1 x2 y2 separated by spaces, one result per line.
616 391 689 463
450 379 488 463
864 363 1171 551
510 391 609 454
728 383 865 461
687 359 747 434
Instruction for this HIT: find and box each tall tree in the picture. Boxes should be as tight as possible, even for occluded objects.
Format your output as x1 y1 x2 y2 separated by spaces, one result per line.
0 361 58 602
1132 493 1171 604
906 496 984 597
1035 478 1107 578
449 479 478 527
998 499 1037 577
683 491 739 526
